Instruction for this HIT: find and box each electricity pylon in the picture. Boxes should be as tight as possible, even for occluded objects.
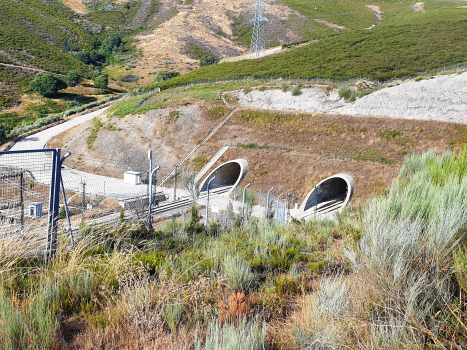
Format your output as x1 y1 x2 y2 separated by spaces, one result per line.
249 0 269 58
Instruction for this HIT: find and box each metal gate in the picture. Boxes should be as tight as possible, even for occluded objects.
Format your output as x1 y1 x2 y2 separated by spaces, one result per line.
0 149 62 261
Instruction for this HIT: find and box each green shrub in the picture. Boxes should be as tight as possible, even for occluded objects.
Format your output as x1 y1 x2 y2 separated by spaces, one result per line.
337 85 352 99
281 82 288 92
93 72 108 89
164 301 183 333
223 254 254 291
197 317 267 350
153 70 181 83
121 74 139 83
200 55 218 67
68 70 81 87
291 86 302 96
29 72 67 97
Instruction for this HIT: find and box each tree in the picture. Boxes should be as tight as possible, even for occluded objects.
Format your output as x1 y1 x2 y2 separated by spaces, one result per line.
90 50 105 63
29 72 67 97
0 124 8 145
200 55 218 67
93 72 108 89
71 51 91 64
102 35 123 55
63 38 73 53
68 70 81 87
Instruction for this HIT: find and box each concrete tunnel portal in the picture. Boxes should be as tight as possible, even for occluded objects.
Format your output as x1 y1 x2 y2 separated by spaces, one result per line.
294 174 355 220
199 159 249 194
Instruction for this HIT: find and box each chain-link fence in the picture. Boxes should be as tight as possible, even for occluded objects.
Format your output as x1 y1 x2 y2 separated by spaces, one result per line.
0 149 62 258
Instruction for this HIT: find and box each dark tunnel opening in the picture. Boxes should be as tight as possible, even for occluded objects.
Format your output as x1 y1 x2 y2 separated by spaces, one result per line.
200 162 242 192
304 178 348 211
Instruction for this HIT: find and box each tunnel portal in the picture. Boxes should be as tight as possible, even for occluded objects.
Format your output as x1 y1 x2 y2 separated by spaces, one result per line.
199 159 249 194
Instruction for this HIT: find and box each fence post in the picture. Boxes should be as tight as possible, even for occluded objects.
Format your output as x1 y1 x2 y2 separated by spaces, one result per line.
46 149 61 263
173 165 178 201
81 180 85 224
20 170 24 231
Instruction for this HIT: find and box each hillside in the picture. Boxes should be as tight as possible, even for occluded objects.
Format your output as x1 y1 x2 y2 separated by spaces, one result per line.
0 0 93 109
155 0 467 89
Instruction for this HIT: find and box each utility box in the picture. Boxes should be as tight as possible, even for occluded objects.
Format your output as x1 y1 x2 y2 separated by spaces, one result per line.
29 202 43 218
124 171 142 185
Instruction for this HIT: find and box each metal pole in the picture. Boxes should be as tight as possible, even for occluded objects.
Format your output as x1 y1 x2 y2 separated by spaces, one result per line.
276 192 283 222
81 180 85 224
148 149 152 228
46 149 61 263
205 176 216 227
173 165 178 202
266 187 274 219
148 164 160 231
242 183 251 223
20 170 24 231
60 174 74 248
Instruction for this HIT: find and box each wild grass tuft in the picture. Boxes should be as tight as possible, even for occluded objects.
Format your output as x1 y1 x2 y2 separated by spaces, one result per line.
223 254 255 292
291 86 302 96
196 317 267 350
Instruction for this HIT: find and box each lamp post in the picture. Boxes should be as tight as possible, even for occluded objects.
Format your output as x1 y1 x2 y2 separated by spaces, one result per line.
148 149 161 231
276 192 284 223
242 183 251 223
266 187 274 219
205 176 216 227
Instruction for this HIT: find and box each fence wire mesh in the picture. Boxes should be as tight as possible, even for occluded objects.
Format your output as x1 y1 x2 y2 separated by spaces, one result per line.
0 150 57 253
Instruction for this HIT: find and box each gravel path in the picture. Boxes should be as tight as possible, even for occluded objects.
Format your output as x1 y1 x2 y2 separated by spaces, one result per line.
10 107 110 151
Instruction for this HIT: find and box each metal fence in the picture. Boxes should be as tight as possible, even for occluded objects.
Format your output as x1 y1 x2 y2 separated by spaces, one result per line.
0 149 61 260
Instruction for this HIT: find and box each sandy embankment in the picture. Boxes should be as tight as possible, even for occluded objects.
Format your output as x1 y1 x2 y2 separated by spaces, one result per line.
236 72 467 123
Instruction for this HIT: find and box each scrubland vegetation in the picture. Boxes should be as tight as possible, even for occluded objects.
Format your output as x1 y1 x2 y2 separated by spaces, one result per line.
1 150 467 348
155 1 467 89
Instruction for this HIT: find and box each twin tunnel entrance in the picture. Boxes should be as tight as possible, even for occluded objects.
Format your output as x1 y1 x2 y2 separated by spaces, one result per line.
197 158 353 220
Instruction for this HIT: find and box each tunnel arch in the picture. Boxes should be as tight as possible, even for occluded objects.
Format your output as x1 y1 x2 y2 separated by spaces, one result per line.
296 174 354 219
199 159 249 195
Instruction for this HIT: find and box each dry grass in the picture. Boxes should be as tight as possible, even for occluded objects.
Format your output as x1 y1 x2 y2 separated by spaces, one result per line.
59 0 87 13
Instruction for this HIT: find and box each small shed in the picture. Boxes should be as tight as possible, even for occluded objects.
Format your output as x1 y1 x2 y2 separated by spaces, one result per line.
29 202 43 218
124 171 142 185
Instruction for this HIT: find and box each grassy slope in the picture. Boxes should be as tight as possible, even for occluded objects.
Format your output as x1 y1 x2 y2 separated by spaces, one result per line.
155 0 467 88
0 0 92 75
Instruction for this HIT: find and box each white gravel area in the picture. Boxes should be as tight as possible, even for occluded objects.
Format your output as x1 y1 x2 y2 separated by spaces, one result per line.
237 72 467 124
336 72 467 123
237 86 348 113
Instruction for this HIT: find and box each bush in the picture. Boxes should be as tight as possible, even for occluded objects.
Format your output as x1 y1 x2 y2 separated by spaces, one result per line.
337 85 352 99
291 86 302 96
121 74 139 83
200 55 218 67
93 72 108 89
66 100 80 109
71 51 91 64
223 254 254 291
29 72 67 97
90 50 105 63
197 317 267 350
68 70 81 87
163 301 183 333
153 70 181 83
281 82 287 92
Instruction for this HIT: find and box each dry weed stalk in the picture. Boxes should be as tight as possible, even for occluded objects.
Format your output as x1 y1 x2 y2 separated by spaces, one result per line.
218 292 252 325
